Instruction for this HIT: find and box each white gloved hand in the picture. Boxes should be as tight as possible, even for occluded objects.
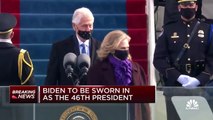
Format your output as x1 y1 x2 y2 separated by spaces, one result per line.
182 77 200 88
177 75 190 85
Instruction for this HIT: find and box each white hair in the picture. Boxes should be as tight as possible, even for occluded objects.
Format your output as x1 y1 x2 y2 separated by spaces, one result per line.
72 7 94 24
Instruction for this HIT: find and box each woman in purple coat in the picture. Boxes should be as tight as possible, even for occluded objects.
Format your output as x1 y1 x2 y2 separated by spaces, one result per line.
87 30 151 120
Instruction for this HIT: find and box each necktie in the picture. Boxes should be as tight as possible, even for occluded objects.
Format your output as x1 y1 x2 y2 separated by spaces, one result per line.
81 43 86 54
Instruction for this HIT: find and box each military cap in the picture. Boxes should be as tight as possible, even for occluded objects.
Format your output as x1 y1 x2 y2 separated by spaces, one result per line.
0 13 17 34
178 0 197 3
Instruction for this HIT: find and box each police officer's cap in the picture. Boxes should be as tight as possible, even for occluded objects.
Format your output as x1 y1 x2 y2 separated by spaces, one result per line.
0 13 17 34
178 0 197 3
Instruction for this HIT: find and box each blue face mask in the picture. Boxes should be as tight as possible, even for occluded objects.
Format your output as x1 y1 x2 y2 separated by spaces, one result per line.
114 50 129 60
78 30 92 40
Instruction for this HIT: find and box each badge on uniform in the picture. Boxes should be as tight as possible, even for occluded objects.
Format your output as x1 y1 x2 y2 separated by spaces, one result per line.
198 30 204 38
171 32 179 39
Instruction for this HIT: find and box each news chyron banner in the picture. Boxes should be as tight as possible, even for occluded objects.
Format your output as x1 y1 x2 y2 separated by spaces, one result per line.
9 86 155 103
10 86 38 103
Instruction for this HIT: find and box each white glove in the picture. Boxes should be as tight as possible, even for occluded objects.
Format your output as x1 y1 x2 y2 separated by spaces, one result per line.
182 77 200 88
177 75 190 85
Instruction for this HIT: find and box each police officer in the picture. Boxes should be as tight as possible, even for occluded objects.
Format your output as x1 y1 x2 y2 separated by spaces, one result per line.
154 0 213 87
0 13 35 85
153 0 213 119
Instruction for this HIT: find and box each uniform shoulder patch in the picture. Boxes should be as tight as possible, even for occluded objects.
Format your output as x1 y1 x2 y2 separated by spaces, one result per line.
158 28 164 37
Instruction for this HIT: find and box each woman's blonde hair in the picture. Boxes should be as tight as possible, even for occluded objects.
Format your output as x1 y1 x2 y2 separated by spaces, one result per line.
97 30 131 60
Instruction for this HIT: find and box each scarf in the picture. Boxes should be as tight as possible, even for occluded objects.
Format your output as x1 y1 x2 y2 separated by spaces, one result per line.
108 55 132 85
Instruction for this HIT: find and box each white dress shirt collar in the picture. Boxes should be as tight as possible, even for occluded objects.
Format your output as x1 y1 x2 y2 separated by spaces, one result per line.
76 35 89 47
0 38 12 44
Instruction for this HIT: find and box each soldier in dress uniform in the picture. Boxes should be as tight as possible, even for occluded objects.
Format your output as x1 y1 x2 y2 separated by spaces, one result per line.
153 0 213 119
0 13 35 85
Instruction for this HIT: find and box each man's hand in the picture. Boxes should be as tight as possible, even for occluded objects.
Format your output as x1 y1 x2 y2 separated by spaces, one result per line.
182 77 200 88
177 75 200 88
177 74 190 85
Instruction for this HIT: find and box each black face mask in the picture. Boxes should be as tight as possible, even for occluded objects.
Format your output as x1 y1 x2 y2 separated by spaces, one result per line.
78 30 92 40
114 50 129 60
180 8 196 20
